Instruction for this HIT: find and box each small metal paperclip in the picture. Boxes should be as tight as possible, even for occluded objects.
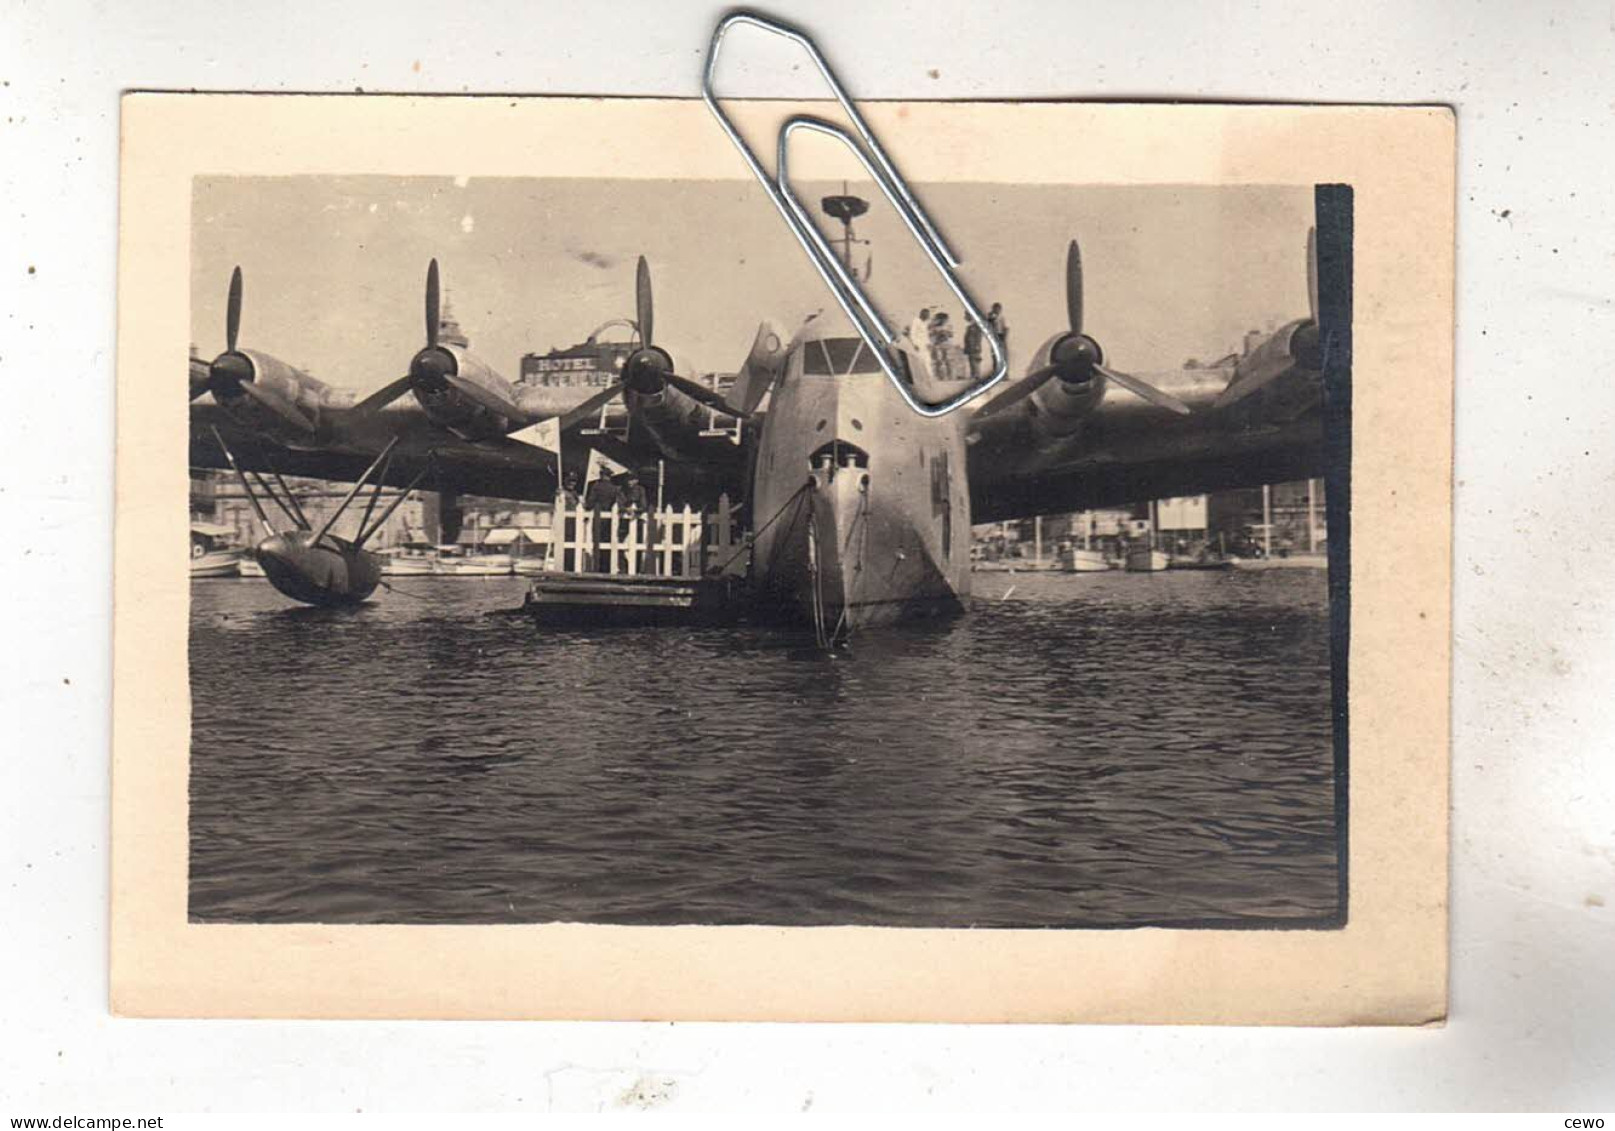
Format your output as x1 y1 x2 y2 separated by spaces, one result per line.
701 11 1009 418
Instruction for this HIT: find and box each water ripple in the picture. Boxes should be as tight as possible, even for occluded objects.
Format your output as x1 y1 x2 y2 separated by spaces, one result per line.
189 570 1341 927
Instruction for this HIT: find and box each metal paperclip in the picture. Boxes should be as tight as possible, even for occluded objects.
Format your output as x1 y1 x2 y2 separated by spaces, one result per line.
701 11 1010 418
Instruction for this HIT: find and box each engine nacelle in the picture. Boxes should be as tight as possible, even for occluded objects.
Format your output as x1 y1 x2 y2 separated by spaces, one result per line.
1232 318 1321 392
620 346 677 397
408 343 519 438
1025 331 1107 438
620 348 728 461
208 347 334 437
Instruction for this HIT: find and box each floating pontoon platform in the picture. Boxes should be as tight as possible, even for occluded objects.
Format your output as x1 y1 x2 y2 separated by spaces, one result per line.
521 571 747 627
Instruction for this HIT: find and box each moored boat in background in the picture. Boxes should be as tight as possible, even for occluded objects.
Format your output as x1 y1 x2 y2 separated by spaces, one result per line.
379 544 438 576
1124 501 1169 572
1167 551 1234 571
190 523 243 578
1230 553 1328 571
434 546 514 576
1124 547 1169 573
1062 547 1114 573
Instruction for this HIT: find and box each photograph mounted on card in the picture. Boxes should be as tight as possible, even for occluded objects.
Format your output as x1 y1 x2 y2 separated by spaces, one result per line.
113 91 1452 1022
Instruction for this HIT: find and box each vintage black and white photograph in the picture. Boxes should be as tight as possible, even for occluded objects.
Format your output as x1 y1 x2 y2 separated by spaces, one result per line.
183 170 1350 931
29 0 1612 1108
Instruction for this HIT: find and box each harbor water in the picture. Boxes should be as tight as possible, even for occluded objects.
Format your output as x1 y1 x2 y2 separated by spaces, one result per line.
189 569 1342 928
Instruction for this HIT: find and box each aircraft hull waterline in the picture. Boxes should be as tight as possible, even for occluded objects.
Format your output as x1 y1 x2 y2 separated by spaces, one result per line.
255 532 382 606
751 365 972 633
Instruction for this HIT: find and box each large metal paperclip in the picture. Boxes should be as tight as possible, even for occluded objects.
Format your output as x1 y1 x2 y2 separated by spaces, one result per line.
701 12 1010 418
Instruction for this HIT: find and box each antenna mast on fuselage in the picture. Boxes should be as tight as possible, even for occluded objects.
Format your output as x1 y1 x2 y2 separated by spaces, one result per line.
820 182 871 284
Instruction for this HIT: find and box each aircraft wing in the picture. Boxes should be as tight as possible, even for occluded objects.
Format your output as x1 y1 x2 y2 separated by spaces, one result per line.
569 415 753 511
190 398 564 502
966 325 1329 524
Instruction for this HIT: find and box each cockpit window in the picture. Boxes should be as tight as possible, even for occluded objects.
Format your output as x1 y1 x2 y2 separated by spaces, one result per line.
803 337 884 376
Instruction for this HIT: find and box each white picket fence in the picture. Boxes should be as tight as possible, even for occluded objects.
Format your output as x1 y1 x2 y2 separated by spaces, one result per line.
544 494 745 578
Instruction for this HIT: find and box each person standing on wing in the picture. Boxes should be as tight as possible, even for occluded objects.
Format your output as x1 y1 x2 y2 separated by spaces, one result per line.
963 316 984 382
987 301 1010 351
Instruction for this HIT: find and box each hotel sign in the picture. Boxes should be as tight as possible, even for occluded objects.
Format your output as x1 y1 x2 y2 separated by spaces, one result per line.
521 349 626 388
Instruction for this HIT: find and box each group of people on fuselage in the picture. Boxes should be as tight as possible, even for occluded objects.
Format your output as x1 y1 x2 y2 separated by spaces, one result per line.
904 301 1009 382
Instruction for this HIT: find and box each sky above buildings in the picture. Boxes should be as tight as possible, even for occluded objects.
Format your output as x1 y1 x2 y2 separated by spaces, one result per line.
192 175 1315 389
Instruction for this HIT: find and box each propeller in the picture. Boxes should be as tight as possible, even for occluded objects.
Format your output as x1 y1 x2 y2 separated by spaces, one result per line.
1213 227 1321 410
976 239 1191 418
231 372 318 432
189 356 212 401
635 253 653 350
206 266 317 434
558 256 746 430
358 258 528 420
426 257 441 348
665 372 743 414
1064 238 1083 337
349 258 448 416
557 382 625 432
351 373 415 415
626 255 738 411
1306 226 1319 325
226 265 242 353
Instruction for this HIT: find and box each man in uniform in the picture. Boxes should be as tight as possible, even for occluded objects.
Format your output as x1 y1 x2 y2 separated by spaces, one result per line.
614 473 649 574
619 473 648 514
584 473 620 572
557 471 583 570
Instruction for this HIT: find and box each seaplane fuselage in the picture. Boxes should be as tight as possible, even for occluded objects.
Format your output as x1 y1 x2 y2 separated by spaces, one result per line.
750 329 972 633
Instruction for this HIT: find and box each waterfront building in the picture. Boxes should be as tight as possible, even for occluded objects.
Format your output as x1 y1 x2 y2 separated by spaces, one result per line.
190 469 433 550
1206 480 1327 557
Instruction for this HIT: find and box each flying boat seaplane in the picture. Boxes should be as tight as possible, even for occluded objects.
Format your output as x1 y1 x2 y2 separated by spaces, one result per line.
563 196 1331 640
192 200 1331 629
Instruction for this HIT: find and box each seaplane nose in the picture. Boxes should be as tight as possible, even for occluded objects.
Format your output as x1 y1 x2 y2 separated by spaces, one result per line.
409 346 457 392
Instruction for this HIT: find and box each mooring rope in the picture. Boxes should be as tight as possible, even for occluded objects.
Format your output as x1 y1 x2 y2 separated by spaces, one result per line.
711 480 815 576
806 489 854 651
829 488 872 648
808 507 829 649
376 577 436 602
